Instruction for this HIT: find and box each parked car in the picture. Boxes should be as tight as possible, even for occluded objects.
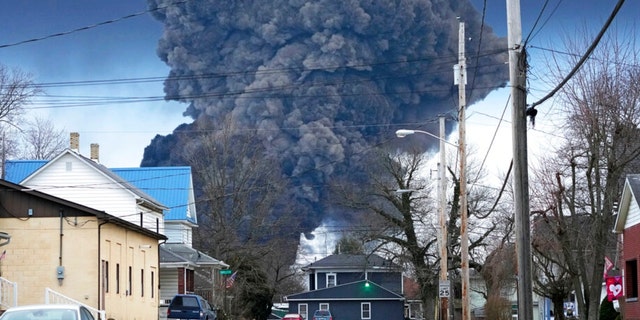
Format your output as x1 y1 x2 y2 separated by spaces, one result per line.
167 294 217 320
312 309 333 320
0 304 96 320
283 314 304 320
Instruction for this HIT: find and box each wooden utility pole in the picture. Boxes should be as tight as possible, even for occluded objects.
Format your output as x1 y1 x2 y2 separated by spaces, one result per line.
506 0 533 319
456 20 470 320
438 116 449 320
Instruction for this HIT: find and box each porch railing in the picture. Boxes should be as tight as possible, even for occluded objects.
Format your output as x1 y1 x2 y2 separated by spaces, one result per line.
0 277 17 309
45 287 106 320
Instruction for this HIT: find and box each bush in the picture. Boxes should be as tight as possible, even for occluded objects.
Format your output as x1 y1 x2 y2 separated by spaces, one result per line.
599 297 620 320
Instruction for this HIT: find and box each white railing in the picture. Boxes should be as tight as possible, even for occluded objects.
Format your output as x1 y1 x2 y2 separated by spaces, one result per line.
45 288 106 320
0 277 18 309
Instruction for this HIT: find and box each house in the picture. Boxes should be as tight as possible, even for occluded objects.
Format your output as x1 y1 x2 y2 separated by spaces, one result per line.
286 254 406 320
0 178 167 320
614 174 640 319
111 167 228 312
4 134 228 316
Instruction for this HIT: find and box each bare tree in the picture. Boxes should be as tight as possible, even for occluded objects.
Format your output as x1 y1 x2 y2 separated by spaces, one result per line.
332 145 502 318
18 116 67 160
185 116 301 320
0 64 41 176
530 27 640 320
0 64 39 123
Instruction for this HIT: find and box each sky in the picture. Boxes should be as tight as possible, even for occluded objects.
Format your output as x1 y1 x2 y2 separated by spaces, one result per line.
0 0 638 173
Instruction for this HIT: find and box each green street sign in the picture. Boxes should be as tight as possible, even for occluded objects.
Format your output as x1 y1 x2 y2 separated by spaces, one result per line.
219 269 233 275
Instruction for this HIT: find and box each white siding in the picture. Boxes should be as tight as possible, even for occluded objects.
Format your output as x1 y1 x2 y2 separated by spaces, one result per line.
160 269 179 304
626 193 640 228
164 223 192 246
23 153 164 234
24 154 136 217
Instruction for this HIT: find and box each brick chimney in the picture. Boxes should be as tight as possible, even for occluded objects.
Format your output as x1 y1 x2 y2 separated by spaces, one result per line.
90 143 100 163
70 132 79 152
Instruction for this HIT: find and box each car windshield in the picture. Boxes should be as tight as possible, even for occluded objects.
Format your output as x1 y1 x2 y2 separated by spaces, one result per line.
1 308 77 320
171 296 199 308
314 310 330 316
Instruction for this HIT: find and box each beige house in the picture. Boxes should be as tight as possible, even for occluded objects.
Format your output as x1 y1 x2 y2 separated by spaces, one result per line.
0 179 166 320
0 133 169 319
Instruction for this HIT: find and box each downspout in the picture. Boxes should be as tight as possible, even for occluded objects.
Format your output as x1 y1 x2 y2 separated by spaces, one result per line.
57 210 64 286
59 210 63 266
98 219 108 311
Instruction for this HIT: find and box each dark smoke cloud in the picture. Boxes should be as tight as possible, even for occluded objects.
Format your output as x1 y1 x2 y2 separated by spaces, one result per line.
143 0 508 233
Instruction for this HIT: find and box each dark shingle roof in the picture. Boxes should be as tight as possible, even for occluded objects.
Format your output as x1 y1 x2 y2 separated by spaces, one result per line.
303 254 400 271
286 280 404 301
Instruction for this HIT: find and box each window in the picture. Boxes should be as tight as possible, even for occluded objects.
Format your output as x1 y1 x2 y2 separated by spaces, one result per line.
361 302 371 319
326 273 336 287
319 303 329 311
626 259 638 299
299 304 308 320
151 271 155 298
141 269 145 297
102 260 108 293
116 264 120 294
128 266 133 296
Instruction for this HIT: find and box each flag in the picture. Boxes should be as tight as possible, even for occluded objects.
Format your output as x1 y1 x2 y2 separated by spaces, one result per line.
0 250 5 260
604 256 614 278
225 271 238 289
606 276 623 301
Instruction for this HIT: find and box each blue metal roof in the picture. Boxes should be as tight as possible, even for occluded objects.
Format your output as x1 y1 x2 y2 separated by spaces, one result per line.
111 167 197 223
4 160 196 224
4 160 46 183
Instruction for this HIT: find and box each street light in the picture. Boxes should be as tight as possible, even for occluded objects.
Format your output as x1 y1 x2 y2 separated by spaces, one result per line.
395 129 458 148
396 117 454 320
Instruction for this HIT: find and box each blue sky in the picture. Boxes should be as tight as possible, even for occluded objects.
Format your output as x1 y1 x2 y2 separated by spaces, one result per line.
0 0 186 167
0 0 637 168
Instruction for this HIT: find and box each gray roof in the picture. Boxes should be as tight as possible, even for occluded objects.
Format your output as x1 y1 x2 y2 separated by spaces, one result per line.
160 243 228 268
302 254 401 271
286 280 404 301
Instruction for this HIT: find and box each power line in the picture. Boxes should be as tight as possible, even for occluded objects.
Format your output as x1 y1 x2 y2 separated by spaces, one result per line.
0 0 189 50
530 0 627 108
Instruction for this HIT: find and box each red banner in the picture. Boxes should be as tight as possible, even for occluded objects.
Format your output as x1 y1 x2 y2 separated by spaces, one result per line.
606 276 623 301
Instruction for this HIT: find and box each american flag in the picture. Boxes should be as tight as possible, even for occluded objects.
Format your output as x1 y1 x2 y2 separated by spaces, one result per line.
225 271 238 289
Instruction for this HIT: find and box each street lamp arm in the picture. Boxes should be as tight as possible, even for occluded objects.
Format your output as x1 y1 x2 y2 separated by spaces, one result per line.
395 129 458 147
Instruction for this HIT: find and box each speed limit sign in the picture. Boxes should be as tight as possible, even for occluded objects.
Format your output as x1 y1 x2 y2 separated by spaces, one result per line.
439 280 451 298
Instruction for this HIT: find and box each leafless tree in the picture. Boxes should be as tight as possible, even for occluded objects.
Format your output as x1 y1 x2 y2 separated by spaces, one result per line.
17 116 67 160
0 64 39 123
530 26 640 320
185 116 301 320
0 64 41 176
332 145 502 317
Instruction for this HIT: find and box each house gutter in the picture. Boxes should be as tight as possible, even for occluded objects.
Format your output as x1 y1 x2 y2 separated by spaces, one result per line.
98 219 108 311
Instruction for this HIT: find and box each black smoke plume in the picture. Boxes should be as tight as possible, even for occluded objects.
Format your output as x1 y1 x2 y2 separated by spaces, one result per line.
142 0 508 239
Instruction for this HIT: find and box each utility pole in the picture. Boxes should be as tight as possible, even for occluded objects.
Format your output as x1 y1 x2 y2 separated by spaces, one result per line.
506 1 533 320
456 20 470 320
438 116 449 320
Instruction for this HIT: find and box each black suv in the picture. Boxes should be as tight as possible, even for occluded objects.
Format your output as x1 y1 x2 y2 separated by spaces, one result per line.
167 294 217 320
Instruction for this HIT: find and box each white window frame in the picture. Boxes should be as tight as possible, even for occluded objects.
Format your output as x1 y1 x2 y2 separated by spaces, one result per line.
299 304 308 319
319 303 330 311
326 273 337 287
361 302 371 319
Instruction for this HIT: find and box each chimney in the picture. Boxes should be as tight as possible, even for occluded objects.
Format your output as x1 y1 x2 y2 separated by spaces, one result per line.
90 143 99 163
70 132 79 152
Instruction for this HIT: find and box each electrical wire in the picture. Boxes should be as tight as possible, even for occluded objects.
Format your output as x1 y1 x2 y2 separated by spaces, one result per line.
0 0 189 50
530 0 627 108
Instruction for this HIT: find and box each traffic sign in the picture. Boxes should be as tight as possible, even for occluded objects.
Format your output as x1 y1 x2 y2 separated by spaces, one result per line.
439 280 450 298
219 269 233 275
